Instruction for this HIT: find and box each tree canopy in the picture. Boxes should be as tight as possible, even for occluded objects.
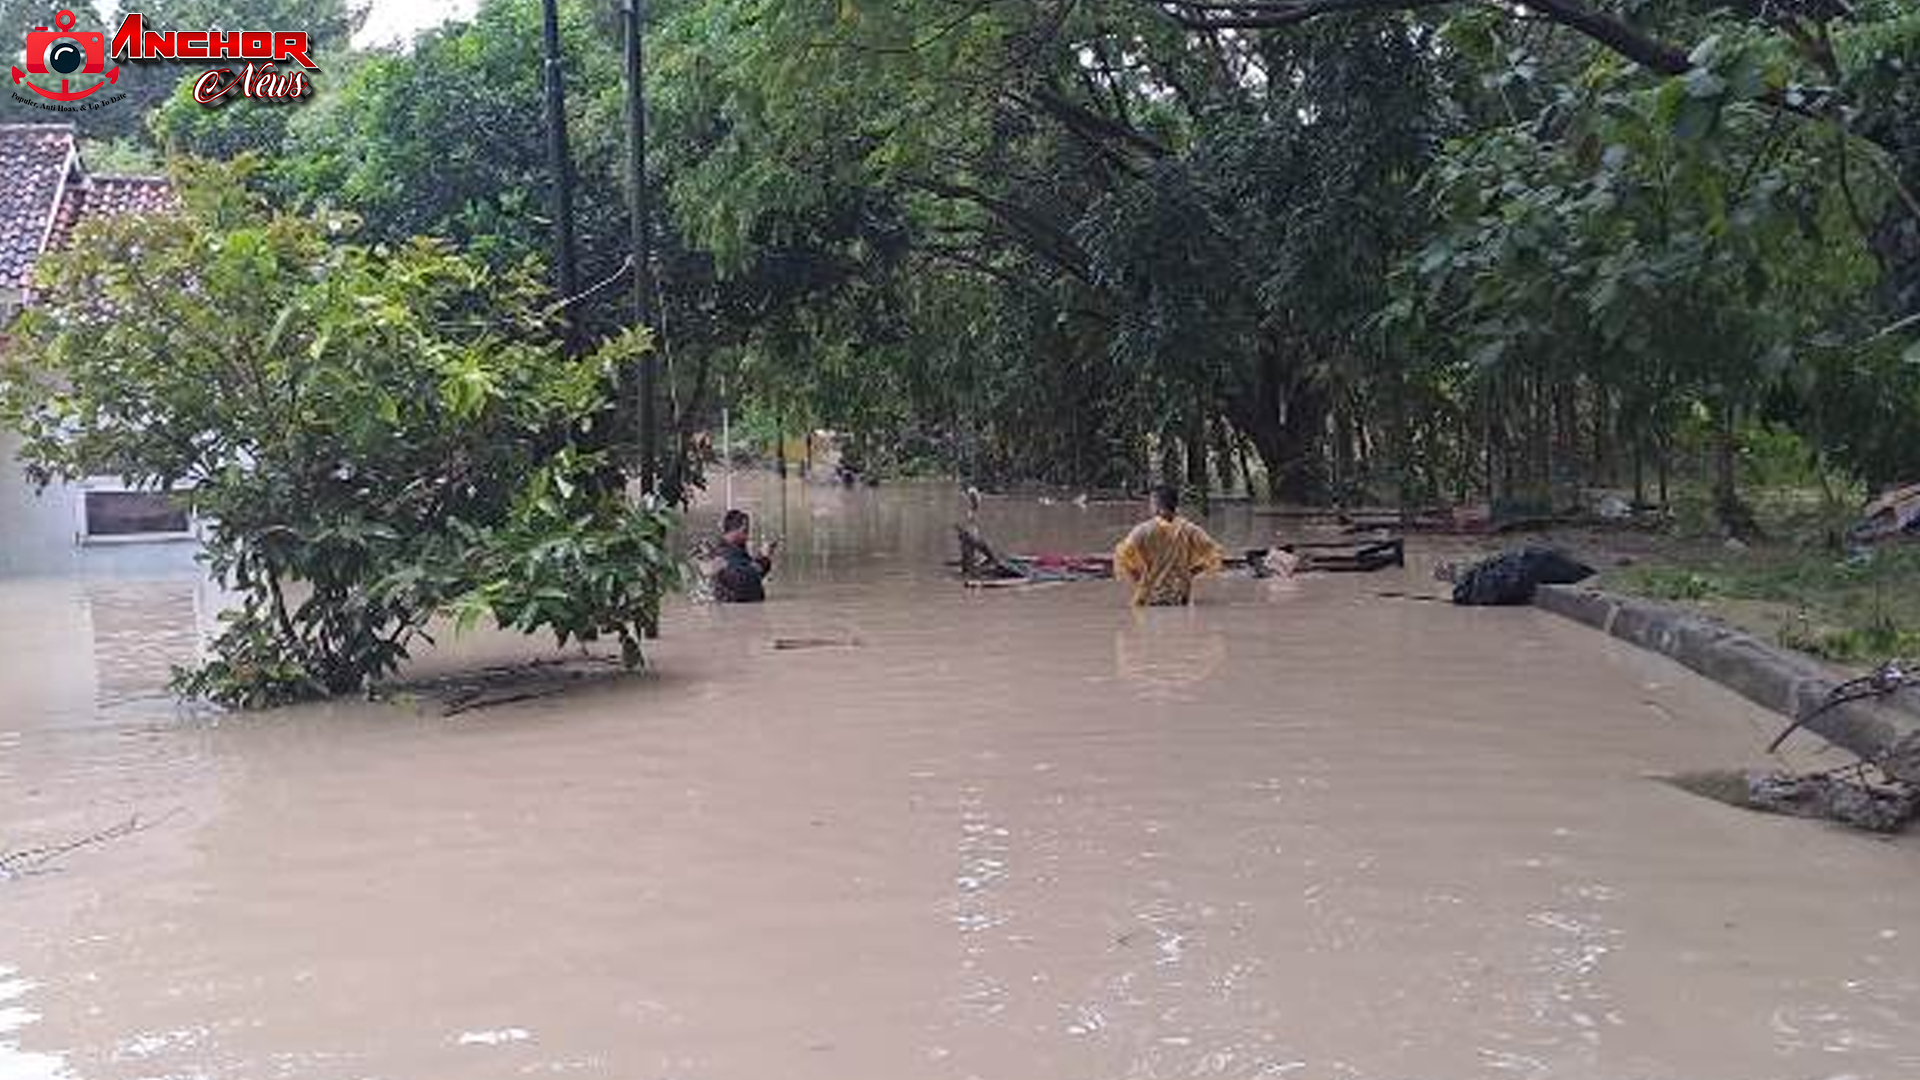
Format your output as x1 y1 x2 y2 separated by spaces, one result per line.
16 0 1920 521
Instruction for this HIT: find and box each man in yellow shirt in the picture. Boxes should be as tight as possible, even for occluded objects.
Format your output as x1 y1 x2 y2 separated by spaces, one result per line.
1114 485 1226 606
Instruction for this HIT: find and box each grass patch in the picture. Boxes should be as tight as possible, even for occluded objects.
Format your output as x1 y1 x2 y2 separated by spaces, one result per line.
1626 566 1721 601
1611 540 1920 666
1777 615 1920 663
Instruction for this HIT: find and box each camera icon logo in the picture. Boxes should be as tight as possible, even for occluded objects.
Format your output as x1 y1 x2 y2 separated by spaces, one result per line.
13 8 120 102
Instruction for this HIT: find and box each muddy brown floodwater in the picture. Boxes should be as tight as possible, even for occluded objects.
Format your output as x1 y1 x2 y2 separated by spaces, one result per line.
2 478 1918 1080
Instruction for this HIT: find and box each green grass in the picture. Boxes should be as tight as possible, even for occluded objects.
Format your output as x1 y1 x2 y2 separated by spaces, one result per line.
1777 618 1920 663
1613 544 1920 664
1627 566 1722 601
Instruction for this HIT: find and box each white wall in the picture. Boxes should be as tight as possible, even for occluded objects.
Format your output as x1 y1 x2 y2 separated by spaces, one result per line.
0 431 199 577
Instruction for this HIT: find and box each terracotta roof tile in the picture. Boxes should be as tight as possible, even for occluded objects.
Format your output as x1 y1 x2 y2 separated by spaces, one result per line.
0 123 76 291
49 174 177 252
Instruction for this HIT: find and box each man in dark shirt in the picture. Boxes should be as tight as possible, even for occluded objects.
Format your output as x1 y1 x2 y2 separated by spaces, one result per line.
712 508 777 603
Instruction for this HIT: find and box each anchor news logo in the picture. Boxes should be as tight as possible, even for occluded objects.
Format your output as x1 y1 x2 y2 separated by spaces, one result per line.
12 8 319 112
15 8 114 102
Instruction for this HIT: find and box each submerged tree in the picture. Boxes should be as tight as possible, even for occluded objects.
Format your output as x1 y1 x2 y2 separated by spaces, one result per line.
0 171 679 708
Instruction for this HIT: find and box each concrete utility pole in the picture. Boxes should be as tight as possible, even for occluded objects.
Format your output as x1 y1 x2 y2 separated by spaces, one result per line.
622 0 658 494
539 0 579 352
721 376 733 510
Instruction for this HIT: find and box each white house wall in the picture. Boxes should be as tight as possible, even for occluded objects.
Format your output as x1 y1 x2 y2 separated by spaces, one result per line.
0 431 198 577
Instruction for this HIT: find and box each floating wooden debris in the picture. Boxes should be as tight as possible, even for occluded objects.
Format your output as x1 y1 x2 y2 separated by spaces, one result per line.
772 637 862 651
1 809 183 881
953 524 1403 587
383 656 634 717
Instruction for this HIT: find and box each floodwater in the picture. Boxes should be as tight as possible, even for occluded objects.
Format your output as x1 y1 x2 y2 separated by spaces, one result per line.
2 478 1917 1080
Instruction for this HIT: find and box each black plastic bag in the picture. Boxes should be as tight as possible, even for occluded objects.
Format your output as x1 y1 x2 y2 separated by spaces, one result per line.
1451 546 1594 606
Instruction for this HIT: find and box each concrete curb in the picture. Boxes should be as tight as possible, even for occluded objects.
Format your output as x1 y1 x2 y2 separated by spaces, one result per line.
1535 584 1920 780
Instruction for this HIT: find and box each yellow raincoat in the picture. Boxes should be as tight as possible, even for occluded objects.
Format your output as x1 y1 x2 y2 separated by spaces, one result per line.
1114 516 1226 606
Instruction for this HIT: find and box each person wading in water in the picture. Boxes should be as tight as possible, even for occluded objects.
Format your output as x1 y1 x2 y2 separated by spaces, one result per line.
1113 485 1226 606
712 509 779 603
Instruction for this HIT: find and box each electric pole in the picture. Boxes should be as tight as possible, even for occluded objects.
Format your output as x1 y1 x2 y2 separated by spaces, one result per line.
622 0 657 495
539 0 579 352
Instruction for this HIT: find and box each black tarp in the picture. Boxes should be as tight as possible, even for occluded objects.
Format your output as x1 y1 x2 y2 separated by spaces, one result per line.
1451 546 1594 606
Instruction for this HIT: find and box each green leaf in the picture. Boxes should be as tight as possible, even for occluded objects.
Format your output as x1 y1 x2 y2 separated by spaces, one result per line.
1673 97 1722 141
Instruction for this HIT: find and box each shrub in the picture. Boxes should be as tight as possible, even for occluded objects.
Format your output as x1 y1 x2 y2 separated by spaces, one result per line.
2 178 677 707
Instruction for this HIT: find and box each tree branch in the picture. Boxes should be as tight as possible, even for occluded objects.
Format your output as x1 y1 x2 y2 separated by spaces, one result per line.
1157 0 1456 32
902 176 1094 282
1155 0 1689 73
1522 0 1689 74
1013 84 1172 158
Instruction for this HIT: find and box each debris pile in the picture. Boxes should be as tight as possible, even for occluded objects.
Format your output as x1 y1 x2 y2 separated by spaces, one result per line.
953 525 1404 587
1746 769 1917 832
1672 659 1920 833
1849 482 1920 546
1667 767 1917 834
1448 546 1595 606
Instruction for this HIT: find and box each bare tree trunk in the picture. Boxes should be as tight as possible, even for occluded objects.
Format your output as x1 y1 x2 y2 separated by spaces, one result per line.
1715 403 1737 506
1186 408 1209 514
1330 392 1351 505
1070 409 1083 488
1211 417 1235 499
1482 383 1496 506
1632 430 1646 508
1531 371 1550 508
1557 378 1577 497
1593 383 1613 488
1714 401 1757 538
1657 433 1670 510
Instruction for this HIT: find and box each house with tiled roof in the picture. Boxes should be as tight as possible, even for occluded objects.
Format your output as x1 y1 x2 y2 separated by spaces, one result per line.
1 123 172 314
1 123 189 574
0 124 78 318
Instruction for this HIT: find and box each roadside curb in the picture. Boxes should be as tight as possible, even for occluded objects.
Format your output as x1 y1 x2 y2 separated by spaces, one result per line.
1535 584 1920 776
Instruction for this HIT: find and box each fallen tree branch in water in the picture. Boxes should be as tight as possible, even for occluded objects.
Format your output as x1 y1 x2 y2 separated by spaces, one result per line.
772 636 863 651
1374 590 1449 603
0 809 183 880
441 684 594 717
378 655 635 717
1664 764 1918 833
1658 664 1920 833
1768 659 1915 754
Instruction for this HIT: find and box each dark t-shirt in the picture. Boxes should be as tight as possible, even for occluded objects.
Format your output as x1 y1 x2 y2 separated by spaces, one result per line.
713 540 771 603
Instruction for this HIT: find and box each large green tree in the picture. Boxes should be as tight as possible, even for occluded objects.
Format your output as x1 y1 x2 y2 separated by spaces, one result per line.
1 168 679 707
